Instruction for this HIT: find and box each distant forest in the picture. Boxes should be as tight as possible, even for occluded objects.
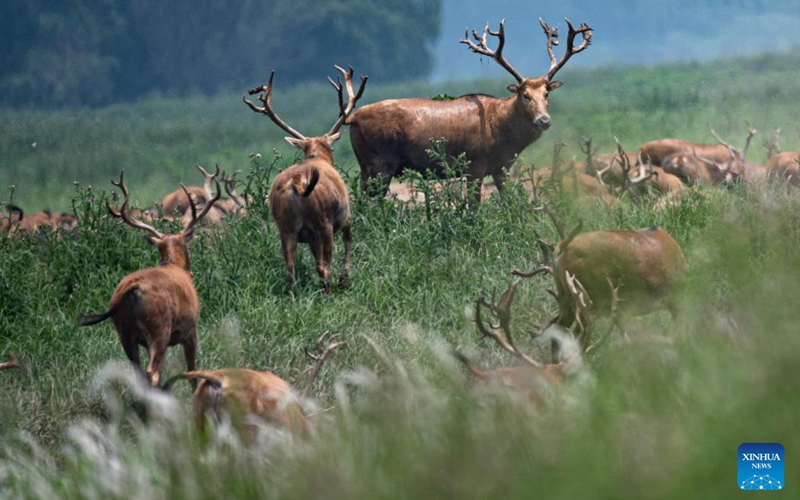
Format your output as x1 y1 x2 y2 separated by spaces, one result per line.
0 0 441 108
2 0 798 109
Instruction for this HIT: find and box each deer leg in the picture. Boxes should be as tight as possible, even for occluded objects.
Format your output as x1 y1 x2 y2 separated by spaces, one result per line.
313 225 334 294
145 337 169 387
119 333 146 382
280 232 298 292
339 224 352 289
182 331 198 389
491 169 507 196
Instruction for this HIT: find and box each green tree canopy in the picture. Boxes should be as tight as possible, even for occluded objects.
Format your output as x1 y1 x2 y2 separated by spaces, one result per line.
0 0 441 108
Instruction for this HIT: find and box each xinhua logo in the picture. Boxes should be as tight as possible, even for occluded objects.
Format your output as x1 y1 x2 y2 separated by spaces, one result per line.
738 443 784 491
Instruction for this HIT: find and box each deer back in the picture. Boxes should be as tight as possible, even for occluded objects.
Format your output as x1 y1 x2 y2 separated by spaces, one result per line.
553 227 685 320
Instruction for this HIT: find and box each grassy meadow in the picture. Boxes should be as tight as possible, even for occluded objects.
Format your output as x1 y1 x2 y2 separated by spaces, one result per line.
1 51 800 498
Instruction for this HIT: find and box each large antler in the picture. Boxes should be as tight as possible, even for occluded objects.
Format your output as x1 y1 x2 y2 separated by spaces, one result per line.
244 71 307 140
181 178 222 237
301 331 347 398
541 18 593 82
326 65 368 136
709 122 757 161
108 170 165 239
460 19 524 84
474 282 543 368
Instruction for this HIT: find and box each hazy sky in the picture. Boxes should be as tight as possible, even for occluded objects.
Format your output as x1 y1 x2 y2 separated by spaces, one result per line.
430 0 800 81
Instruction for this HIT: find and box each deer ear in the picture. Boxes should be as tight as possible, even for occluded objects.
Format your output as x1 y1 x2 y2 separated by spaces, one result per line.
548 81 563 91
146 235 161 247
507 84 519 94
284 137 306 149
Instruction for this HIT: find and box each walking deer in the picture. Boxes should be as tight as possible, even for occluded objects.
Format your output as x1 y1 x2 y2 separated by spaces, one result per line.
347 17 592 203
77 171 221 387
244 65 367 293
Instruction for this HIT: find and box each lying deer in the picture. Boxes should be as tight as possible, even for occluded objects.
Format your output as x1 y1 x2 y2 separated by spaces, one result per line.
513 222 686 360
244 65 367 293
77 171 221 387
162 332 346 441
161 164 219 217
453 282 593 403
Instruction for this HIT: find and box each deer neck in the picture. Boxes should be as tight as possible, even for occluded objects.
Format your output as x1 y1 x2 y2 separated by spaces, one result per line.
157 240 192 273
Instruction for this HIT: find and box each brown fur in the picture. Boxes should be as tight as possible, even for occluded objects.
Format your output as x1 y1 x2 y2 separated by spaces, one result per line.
161 186 208 217
551 227 686 351
2 206 78 236
639 139 737 167
349 18 592 204
765 152 800 185
165 369 308 440
77 173 220 387
349 78 562 202
245 66 366 293
453 351 568 404
649 166 686 193
0 352 22 372
660 152 740 185
270 138 351 293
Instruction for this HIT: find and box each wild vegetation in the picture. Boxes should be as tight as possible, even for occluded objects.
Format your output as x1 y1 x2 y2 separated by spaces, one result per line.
1 52 800 498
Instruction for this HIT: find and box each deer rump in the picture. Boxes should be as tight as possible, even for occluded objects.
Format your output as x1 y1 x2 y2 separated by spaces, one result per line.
78 268 199 346
553 227 685 321
269 164 348 241
165 369 308 435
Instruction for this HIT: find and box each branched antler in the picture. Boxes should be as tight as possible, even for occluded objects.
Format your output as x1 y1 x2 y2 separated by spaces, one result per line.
474 282 543 368
301 331 347 398
460 19 524 83
541 18 593 81
326 65 368 136
244 71 307 140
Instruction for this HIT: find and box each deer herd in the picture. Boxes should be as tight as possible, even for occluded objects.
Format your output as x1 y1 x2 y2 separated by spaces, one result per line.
3 15 799 443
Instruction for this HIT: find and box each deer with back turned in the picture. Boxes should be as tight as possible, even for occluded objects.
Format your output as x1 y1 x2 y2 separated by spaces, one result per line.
244 65 367 293
77 171 221 387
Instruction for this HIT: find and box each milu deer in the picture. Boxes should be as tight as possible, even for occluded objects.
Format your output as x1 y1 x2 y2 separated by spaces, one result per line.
641 123 757 185
161 164 219 217
162 332 346 441
347 17 592 203
453 282 593 403
77 171 221 387
244 65 367 293
513 224 686 360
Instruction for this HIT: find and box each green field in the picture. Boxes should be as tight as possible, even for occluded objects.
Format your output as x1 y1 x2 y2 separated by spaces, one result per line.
1 52 799 498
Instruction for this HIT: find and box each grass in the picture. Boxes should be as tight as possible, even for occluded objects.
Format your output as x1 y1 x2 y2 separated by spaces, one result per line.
2 51 800 498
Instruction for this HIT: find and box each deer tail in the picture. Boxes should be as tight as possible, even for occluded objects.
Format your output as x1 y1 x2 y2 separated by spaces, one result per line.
291 168 320 197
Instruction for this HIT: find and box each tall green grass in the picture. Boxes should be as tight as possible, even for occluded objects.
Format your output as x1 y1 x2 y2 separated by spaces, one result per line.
2 52 800 498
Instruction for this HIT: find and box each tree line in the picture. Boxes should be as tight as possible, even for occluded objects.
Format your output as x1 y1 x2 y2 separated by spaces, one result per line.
0 0 441 108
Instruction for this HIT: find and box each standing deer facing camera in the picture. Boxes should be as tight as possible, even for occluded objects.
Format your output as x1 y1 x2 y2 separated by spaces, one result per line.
347 17 592 203
77 171 221 387
244 65 367 293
